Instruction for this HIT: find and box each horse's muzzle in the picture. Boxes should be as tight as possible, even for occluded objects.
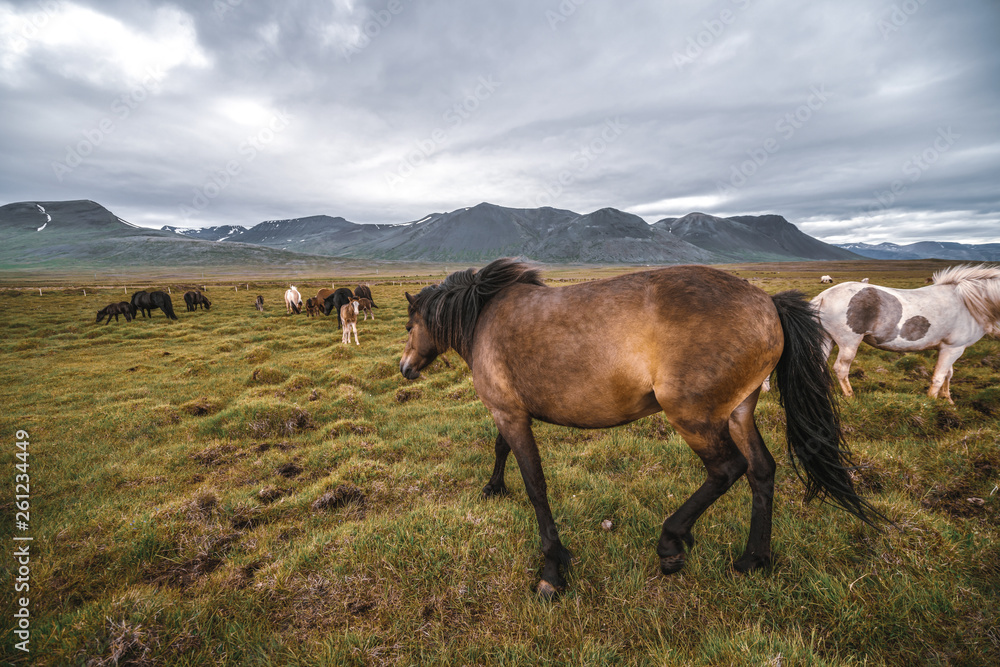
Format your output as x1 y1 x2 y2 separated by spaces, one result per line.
400 361 421 380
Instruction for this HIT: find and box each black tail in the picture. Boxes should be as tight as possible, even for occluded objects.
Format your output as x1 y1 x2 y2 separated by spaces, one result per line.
771 291 881 525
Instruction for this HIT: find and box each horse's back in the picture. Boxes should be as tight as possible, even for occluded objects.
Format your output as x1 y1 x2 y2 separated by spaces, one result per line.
472 265 782 427
813 282 976 350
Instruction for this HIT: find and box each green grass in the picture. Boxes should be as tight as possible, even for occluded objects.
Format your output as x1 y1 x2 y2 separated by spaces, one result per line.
1 265 998 666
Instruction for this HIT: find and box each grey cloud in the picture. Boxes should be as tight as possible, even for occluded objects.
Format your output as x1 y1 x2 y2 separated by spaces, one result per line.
1 0 997 243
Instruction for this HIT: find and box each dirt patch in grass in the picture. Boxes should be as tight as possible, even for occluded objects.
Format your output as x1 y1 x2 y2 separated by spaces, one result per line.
190 443 243 466
243 346 270 362
921 452 1000 519
230 504 277 530
896 355 930 379
395 387 421 403
849 462 888 494
82 616 202 667
249 366 289 386
276 462 303 478
146 534 239 589
258 485 291 503
326 419 376 437
250 407 314 437
180 396 224 416
979 354 1000 370
311 484 366 512
969 387 1000 417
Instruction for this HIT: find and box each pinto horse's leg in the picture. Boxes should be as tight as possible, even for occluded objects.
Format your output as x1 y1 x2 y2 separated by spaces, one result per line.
493 415 572 598
832 338 861 397
728 390 776 572
657 419 748 575
482 433 511 499
929 346 966 404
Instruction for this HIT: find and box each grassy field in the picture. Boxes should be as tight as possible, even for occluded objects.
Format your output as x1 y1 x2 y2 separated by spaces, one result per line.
1 261 998 666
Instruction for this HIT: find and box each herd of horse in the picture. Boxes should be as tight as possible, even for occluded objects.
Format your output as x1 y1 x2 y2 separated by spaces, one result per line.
282 284 378 344
399 259 1000 597
89 260 1000 598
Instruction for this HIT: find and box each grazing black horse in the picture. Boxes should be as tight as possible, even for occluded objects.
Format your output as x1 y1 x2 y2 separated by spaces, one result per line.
131 290 178 320
322 287 355 328
354 284 377 308
184 290 211 311
96 302 134 324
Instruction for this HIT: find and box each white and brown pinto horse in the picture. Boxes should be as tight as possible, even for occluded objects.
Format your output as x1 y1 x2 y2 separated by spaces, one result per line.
284 286 302 315
813 264 1000 403
400 258 879 598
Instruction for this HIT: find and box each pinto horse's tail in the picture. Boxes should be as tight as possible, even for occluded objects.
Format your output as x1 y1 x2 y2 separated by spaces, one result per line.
771 290 881 526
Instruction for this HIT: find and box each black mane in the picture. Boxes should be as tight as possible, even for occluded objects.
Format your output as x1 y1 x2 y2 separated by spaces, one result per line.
412 258 545 355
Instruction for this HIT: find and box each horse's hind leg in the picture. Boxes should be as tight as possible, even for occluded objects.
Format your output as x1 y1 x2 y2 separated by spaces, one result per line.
657 418 747 575
929 346 965 404
728 391 775 572
482 433 511 499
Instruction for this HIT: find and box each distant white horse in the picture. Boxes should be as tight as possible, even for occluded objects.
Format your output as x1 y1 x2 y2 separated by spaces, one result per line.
812 265 1000 403
284 286 302 315
820 275 834 284
340 298 360 345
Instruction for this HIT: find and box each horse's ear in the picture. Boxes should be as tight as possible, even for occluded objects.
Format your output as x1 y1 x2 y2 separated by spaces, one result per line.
405 292 415 305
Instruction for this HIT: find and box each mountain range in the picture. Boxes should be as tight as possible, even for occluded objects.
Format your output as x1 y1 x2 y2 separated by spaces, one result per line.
2 199 996 270
834 241 1000 261
158 204 861 264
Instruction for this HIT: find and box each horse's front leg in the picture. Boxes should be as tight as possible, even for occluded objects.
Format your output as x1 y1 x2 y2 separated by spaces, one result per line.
493 415 572 598
929 346 965 404
481 433 511 499
832 340 861 397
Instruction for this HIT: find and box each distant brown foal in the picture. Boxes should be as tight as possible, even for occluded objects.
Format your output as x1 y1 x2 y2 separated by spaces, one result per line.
340 298 360 345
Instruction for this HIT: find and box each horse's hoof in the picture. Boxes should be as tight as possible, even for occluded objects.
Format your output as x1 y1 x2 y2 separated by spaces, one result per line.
481 484 509 500
733 554 772 574
536 579 560 600
660 554 686 575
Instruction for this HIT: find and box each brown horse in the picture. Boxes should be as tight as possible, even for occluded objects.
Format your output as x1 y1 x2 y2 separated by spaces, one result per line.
357 297 374 320
400 258 879 598
304 297 322 317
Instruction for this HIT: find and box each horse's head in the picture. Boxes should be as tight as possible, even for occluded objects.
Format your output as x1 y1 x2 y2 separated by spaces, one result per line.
400 292 445 380
203 297 211 310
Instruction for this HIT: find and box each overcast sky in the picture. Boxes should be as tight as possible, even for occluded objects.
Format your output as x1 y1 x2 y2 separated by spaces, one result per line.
1 0 998 245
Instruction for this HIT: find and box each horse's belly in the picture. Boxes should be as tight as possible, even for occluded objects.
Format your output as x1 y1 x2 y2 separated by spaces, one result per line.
530 389 662 429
